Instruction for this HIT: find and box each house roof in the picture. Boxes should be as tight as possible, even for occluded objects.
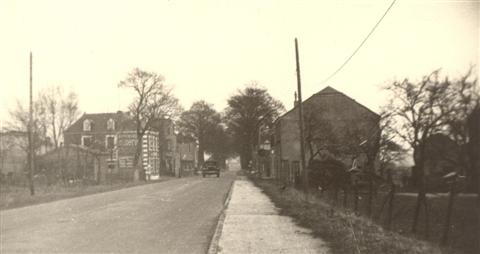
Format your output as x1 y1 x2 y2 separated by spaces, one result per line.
0 130 27 137
38 144 109 159
64 111 135 133
177 133 196 143
276 86 380 123
151 118 173 127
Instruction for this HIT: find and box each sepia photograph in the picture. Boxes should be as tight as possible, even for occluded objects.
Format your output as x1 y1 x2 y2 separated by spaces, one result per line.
0 0 478 253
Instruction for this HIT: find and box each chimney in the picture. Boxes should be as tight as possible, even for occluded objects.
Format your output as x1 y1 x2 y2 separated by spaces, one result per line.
294 91 299 107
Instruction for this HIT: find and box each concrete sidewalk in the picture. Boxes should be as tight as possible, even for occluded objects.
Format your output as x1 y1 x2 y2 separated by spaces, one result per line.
216 179 330 254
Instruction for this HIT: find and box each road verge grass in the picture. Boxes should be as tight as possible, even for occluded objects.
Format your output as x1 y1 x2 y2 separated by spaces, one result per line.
252 178 443 254
0 177 175 210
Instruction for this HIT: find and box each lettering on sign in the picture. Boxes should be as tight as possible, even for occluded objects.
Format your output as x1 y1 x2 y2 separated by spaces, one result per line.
118 156 134 168
118 134 137 147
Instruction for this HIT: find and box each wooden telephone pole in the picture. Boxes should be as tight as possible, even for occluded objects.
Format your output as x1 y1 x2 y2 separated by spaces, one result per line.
28 52 35 195
295 38 308 198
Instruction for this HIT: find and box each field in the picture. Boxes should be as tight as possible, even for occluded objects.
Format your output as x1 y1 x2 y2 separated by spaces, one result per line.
320 189 478 254
252 178 478 254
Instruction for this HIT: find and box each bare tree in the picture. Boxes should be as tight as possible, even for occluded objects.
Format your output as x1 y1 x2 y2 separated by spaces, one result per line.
303 108 342 162
118 68 181 180
377 112 407 180
443 67 479 192
7 100 49 153
384 70 468 234
303 106 381 216
38 86 80 149
5 99 51 193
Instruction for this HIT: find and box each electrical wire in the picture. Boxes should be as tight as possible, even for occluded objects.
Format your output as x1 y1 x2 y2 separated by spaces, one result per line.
319 0 397 85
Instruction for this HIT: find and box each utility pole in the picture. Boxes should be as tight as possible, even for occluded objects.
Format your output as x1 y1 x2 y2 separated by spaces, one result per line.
295 38 308 199
28 52 35 195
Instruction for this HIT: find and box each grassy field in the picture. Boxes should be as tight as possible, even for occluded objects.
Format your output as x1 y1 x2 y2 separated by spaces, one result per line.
317 188 478 254
252 178 478 254
0 177 174 210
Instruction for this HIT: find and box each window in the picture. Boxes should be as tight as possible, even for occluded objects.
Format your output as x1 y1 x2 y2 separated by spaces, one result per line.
167 140 172 151
83 119 91 131
107 119 115 131
106 135 116 150
81 136 92 147
149 136 154 148
165 124 174 136
165 125 171 136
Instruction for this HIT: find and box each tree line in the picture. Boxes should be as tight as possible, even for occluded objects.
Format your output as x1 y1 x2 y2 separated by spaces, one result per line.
4 67 478 205
117 69 285 170
4 68 285 176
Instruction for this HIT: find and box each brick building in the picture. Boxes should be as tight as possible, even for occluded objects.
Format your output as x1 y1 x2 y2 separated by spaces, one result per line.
64 112 160 181
272 86 380 182
176 134 198 175
151 118 178 176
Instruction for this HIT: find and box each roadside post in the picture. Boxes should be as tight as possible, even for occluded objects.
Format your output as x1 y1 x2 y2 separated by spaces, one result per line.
295 38 308 200
441 172 464 245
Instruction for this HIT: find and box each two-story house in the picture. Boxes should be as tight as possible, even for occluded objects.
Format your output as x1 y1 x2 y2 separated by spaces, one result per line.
273 86 380 182
64 111 160 181
63 111 132 150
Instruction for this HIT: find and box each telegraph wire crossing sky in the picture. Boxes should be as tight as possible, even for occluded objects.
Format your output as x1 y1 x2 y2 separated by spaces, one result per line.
319 0 397 85
0 0 478 123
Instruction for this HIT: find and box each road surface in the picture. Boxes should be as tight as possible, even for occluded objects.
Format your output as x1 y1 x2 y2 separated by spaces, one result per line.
1 172 234 254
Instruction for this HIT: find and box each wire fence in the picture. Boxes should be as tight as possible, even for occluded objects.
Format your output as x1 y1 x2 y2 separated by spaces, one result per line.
269 162 478 253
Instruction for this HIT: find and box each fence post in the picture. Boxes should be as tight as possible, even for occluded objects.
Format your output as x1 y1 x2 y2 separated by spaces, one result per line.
354 186 359 214
441 181 456 245
386 183 395 230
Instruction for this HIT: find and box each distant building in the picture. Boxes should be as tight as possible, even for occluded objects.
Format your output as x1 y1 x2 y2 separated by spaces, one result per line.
64 112 160 181
0 131 27 180
176 134 198 175
422 134 460 176
151 118 178 176
272 86 380 181
1 129 56 183
64 111 134 150
420 133 462 191
36 144 110 184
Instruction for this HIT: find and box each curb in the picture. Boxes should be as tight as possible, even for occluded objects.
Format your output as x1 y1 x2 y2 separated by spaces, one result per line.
207 180 235 254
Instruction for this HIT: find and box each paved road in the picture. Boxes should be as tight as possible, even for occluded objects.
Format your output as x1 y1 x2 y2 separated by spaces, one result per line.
1 172 235 254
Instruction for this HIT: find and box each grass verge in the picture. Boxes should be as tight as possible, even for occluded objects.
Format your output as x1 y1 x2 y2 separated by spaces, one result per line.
252 178 444 254
0 177 175 210
326 191 477 254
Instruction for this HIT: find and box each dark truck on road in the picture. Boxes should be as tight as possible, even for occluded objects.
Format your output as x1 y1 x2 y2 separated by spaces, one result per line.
202 161 220 177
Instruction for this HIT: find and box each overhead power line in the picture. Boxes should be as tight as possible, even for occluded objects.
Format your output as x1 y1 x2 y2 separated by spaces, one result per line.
320 0 397 85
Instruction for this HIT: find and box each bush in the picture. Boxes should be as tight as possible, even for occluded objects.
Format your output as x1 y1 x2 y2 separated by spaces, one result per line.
308 158 348 190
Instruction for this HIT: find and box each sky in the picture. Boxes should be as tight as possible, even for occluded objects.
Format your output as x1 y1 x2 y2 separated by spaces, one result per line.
0 0 478 126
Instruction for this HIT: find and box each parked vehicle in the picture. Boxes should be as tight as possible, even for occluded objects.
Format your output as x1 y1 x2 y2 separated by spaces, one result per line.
202 160 220 178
